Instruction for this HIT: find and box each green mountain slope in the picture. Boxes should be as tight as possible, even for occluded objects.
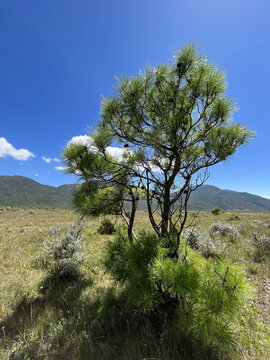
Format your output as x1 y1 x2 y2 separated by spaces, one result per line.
0 176 270 211
0 176 77 207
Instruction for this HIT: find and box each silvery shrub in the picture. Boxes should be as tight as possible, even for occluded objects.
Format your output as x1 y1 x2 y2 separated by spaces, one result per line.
41 217 84 278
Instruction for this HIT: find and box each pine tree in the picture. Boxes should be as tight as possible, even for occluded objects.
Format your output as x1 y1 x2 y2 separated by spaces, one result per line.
64 44 254 253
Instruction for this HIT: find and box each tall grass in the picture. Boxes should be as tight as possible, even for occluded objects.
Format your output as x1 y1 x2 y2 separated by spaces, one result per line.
0 208 270 359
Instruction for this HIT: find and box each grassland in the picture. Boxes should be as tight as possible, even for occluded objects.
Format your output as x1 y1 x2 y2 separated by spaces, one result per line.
0 207 270 359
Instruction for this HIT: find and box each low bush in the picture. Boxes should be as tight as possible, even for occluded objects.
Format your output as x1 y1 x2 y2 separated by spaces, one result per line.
39 217 84 278
210 220 240 242
199 233 228 259
183 227 201 249
251 232 270 262
103 229 249 356
183 227 227 259
211 208 221 215
229 215 240 221
98 217 115 234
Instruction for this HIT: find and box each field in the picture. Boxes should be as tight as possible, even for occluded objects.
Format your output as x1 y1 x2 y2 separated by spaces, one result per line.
1 207 270 359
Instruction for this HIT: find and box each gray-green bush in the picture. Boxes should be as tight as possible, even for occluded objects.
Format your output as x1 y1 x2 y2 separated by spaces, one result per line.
183 226 228 259
40 217 84 278
251 232 270 262
210 220 240 242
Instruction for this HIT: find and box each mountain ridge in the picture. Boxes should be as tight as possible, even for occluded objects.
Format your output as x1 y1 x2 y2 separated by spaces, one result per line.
0 175 77 207
0 175 270 211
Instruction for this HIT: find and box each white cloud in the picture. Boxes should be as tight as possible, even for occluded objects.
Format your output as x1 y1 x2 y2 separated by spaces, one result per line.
262 195 270 200
106 146 129 160
42 156 61 163
55 166 68 171
68 135 128 161
0 137 35 161
68 135 92 146
34 174 39 177
67 135 162 173
42 156 52 163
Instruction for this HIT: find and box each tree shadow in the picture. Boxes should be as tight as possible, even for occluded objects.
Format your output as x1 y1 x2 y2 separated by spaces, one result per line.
0 274 94 359
0 277 231 360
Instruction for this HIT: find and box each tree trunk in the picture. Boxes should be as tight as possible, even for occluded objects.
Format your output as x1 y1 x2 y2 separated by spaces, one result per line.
128 196 137 244
161 186 170 237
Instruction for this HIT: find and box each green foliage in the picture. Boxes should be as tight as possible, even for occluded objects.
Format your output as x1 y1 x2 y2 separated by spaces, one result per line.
100 44 254 173
61 44 255 357
97 217 115 235
212 208 221 215
39 218 84 278
104 229 160 312
74 182 124 217
63 44 254 240
104 230 249 354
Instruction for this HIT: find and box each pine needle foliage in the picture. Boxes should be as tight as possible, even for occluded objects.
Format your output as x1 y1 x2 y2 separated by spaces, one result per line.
97 217 115 234
63 43 254 246
104 230 249 354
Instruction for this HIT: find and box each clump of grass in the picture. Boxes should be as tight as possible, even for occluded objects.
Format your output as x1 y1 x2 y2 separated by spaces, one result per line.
97 217 115 235
229 215 240 221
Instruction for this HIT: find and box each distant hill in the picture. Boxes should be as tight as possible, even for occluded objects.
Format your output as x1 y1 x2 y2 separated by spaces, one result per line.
0 176 77 207
0 175 270 211
188 185 270 211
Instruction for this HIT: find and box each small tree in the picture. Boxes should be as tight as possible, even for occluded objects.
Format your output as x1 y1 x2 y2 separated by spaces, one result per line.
64 44 253 256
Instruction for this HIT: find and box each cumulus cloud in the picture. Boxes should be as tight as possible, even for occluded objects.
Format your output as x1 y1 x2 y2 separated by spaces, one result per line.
0 137 35 161
68 135 92 146
55 166 68 171
42 156 60 163
67 135 162 173
68 135 128 161
106 146 129 160
42 156 51 163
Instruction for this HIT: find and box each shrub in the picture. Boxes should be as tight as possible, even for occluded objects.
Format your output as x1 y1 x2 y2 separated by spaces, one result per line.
183 227 202 249
103 230 249 355
210 220 240 242
251 232 270 262
183 227 228 258
229 215 240 221
199 233 228 259
211 208 221 215
104 229 159 312
40 217 84 278
98 217 115 234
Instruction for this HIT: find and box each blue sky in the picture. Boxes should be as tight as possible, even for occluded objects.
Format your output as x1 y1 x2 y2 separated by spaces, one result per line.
0 0 269 198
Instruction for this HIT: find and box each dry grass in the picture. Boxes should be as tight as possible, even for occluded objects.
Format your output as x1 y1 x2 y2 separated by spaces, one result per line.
0 207 270 359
